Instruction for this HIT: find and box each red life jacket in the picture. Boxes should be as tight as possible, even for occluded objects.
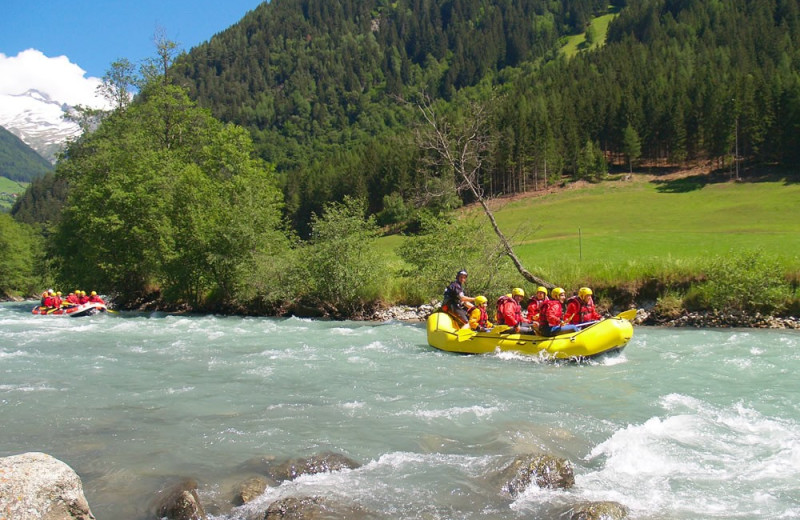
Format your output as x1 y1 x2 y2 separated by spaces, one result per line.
495 295 514 324
565 296 600 324
538 299 563 329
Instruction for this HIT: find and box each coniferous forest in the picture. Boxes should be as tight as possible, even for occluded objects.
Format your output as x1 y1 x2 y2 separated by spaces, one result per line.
4 0 800 316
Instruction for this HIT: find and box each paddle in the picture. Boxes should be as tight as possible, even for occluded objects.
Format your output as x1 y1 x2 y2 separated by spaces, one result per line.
456 324 510 341
614 309 637 321
456 328 476 341
574 320 600 330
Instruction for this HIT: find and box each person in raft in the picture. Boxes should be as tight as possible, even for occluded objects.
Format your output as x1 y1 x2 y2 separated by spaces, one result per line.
564 287 601 325
442 270 475 328
468 295 493 332
496 287 532 333
88 291 106 304
526 286 549 324
538 287 580 336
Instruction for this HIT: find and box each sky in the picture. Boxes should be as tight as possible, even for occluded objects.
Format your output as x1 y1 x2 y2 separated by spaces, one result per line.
1 0 264 108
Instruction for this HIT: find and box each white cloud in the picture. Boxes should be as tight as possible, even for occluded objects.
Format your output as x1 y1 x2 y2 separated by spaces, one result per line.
0 49 109 109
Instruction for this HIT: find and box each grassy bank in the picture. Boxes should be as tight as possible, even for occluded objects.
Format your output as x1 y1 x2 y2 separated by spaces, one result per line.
377 170 800 311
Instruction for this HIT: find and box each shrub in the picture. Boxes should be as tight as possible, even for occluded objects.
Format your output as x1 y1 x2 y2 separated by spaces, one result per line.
654 292 684 319
692 249 792 314
302 196 387 317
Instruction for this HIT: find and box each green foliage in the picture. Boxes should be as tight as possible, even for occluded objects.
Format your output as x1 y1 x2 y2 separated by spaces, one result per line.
0 126 53 183
10 172 67 225
396 212 516 304
0 213 43 296
301 196 387 316
51 83 286 307
654 291 685 320
622 124 641 173
688 250 792 314
576 139 607 181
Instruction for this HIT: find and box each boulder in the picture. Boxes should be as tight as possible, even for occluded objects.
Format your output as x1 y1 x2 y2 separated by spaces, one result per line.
568 501 629 520
234 475 272 505
498 453 575 497
268 452 361 482
263 496 375 519
0 452 95 520
151 478 206 520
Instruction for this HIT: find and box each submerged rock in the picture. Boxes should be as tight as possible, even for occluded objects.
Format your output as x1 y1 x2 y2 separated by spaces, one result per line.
263 496 376 519
498 453 575 497
235 475 272 505
0 452 95 520
568 501 629 520
268 452 361 482
151 478 207 520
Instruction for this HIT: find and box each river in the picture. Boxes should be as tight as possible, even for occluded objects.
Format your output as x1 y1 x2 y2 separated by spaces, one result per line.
1 301 798 519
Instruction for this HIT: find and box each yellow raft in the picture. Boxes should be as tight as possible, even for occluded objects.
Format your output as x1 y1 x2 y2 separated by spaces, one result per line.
426 310 635 360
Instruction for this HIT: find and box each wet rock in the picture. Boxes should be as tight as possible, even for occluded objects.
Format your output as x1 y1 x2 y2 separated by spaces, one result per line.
268 452 361 482
498 453 575 497
263 496 375 519
568 501 629 520
372 303 436 322
235 475 272 505
152 478 207 520
0 452 95 520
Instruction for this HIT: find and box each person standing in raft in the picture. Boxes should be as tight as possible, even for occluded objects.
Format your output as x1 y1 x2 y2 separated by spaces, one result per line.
538 287 579 336
496 287 532 333
468 295 493 332
442 270 475 328
564 287 601 325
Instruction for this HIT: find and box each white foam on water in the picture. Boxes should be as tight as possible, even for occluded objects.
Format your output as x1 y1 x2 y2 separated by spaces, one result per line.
399 404 504 421
575 393 800 518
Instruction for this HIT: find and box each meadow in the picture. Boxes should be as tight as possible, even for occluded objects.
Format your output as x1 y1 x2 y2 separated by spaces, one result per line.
0 177 26 212
379 170 800 293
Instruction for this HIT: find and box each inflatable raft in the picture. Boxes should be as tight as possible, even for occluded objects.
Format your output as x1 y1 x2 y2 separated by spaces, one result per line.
426 310 634 360
31 302 108 317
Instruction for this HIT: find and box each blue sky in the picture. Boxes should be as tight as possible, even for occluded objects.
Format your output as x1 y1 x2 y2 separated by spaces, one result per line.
1 0 263 108
3 0 264 78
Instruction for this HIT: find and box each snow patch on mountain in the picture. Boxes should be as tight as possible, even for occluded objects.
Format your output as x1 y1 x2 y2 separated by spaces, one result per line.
0 89 83 164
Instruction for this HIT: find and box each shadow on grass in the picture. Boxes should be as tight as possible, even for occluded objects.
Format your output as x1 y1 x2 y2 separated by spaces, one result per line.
652 163 800 193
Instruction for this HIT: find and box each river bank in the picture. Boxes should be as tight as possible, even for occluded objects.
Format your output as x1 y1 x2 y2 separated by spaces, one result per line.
369 303 800 330
7 295 799 329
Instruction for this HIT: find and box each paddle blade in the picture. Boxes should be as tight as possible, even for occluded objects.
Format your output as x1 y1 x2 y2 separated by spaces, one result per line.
614 309 637 321
456 328 476 342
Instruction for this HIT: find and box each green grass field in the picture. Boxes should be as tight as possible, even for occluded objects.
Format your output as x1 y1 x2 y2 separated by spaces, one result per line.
0 177 26 212
378 173 800 288
560 5 620 58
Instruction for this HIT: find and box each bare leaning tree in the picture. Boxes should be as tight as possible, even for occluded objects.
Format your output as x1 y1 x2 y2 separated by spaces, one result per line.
415 95 552 289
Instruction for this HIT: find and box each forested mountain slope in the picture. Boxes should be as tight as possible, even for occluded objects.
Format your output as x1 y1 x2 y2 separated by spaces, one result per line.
0 126 52 183
173 0 800 234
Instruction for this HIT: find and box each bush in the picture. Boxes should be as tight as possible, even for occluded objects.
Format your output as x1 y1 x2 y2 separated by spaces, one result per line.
302 196 387 317
654 292 684 319
396 213 518 305
690 249 792 314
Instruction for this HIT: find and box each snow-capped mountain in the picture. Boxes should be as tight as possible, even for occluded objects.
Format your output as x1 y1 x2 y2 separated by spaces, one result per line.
0 89 82 164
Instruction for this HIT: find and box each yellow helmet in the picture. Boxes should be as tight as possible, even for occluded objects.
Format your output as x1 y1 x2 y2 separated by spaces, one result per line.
91 291 97 296
511 287 525 297
536 286 547 295
551 287 565 299
474 295 487 305
578 287 593 299
56 291 62 296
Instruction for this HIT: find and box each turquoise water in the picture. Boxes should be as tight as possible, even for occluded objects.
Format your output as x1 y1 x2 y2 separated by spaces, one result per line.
1 301 799 519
